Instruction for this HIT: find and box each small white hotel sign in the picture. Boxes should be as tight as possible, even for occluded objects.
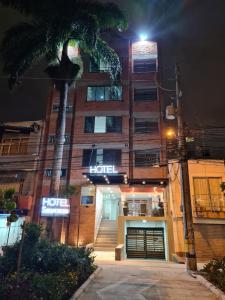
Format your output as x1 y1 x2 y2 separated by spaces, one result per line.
89 165 118 174
41 197 70 217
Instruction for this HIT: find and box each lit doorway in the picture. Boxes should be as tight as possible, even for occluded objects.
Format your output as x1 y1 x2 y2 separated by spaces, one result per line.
96 186 121 221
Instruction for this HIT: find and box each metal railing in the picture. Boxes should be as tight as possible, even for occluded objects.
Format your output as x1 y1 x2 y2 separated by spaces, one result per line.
121 200 166 217
0 138 29 156
193 194 225 213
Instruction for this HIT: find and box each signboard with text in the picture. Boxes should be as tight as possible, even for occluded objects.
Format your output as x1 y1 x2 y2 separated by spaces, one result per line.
89 165 118 174
41 197 70 217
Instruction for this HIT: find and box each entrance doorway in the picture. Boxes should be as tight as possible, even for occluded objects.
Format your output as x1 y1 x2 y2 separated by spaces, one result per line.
102 193 119 220
126 227 165 259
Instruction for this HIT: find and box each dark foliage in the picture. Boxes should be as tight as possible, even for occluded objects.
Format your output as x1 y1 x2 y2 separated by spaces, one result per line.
201 257 225 292
0 223 96 299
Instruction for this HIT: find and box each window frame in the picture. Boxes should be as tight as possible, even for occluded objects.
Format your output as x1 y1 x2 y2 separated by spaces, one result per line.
89 58 110 73
133 58 157 73
82 149 122 167
134 118 159 134
87 86 122 102
134 150 160 167
44 168 67 177
84 116 122 133
52 104 73 113
134 87 158 102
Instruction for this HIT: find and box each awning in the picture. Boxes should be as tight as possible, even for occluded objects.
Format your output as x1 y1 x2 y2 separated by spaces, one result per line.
82 173 168 186
83 172 127 185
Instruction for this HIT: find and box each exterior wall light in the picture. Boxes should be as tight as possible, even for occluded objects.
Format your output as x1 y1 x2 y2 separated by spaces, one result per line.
166 103 176 120
139 33 148 41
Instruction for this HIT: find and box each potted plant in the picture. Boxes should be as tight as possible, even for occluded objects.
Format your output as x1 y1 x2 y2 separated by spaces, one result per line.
123 201 128 216
0 188 19 225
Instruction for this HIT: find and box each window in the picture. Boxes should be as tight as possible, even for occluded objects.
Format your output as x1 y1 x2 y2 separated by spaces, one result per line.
134 88 157 101
48 134 70 145
82 149 121 167
193 177 222 211
0 138 29 156
133 59 157 73
80 186 95 205
87 86 122 101
44 169 67 177
89 58 110 73
135 150 160 167
135 119 158 134
52 104 73 113
84 116 122 133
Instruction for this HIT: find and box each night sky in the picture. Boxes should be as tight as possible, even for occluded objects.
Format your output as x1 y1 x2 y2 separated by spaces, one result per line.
0 0 225 128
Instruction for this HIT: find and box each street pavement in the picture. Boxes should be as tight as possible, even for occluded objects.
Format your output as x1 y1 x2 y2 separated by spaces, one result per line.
79 253 216 300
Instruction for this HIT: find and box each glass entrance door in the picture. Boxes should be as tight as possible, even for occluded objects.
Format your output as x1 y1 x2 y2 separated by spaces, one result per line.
102 192 119 220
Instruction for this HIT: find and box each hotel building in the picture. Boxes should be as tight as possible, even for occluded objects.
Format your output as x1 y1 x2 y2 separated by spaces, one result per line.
34 34 174 260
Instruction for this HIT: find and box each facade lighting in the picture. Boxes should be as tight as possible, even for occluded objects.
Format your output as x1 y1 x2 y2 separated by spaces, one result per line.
139 33 148 41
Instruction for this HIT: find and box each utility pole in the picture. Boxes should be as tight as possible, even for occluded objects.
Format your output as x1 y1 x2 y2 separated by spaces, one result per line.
175 63 197 271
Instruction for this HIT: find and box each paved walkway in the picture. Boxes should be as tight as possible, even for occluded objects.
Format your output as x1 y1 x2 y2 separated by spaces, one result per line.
79 255 216 300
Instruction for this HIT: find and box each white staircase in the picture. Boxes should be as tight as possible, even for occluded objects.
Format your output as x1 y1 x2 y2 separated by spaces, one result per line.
94 220 117 251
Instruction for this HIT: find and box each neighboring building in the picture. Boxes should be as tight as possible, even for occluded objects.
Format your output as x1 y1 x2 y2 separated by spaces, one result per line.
0 121 42 200
34 35 174 260
169 159 225 262
0 121 43 246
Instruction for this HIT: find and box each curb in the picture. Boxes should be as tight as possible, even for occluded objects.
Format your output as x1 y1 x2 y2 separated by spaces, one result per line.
70 267 102 299
196 275 225 300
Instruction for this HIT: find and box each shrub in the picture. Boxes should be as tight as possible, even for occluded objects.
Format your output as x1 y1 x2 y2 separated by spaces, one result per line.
0 223 96 299
201 257 225 292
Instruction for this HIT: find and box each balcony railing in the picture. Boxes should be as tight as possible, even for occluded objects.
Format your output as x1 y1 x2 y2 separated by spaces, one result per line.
121 200 166 217
0 138 29 156
193 194 225 214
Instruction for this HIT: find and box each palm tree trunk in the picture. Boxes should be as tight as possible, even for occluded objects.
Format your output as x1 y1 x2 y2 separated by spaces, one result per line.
47 82 68 240
47 41 70 240
49 82 68 196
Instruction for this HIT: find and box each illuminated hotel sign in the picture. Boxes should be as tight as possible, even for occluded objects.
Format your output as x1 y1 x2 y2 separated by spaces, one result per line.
89 165 118 174
41 197 70 217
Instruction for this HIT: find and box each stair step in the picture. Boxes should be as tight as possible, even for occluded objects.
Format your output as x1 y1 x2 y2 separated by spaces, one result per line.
95 220 117 251
96 237 117 242
94 244 117 250
95 241 116 245
94 247 115 251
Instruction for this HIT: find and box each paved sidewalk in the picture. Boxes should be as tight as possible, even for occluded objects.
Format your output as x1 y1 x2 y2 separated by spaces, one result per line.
79 258 216 300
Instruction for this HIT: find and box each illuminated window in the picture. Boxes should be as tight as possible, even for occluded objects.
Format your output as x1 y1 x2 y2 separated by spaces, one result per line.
84 116 122 133
87 86 122 101
80 186 95 205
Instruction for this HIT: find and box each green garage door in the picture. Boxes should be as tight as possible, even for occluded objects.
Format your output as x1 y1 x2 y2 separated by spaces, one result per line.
126 227 165 259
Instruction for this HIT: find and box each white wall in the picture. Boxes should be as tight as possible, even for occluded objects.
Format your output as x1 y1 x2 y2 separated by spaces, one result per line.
94 188 103 241
0 215 24 247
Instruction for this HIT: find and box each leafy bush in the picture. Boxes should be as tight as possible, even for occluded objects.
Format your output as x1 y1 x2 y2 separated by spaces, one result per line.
0 223 96 299
201 257 225 292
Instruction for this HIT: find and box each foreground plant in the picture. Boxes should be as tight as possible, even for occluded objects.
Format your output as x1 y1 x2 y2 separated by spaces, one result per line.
0 223 96 299
201 257 225 292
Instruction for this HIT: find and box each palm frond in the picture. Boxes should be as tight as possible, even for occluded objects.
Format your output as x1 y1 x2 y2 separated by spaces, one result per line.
71 14 99 50
92 37 121 81
70 1 127 32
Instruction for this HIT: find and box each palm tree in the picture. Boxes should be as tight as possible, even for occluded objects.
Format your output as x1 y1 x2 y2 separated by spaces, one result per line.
0 0 127 198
